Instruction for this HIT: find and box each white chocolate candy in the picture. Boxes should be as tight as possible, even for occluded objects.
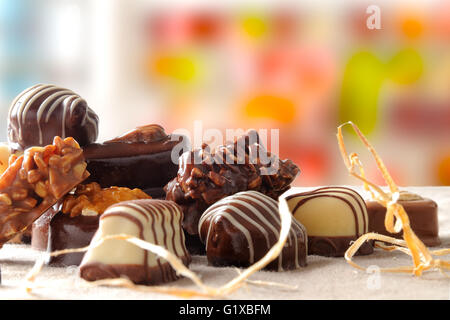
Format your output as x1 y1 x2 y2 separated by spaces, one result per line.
80 199 191 285
285 187 373 257
285 187 368 237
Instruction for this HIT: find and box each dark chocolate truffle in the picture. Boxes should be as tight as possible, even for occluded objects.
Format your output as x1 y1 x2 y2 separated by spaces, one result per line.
8 84 99 151
199 191 307 271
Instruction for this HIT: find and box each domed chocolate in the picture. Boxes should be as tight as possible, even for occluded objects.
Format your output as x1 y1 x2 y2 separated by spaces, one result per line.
285 186 373 257
7 84 99 151
199 190 307 271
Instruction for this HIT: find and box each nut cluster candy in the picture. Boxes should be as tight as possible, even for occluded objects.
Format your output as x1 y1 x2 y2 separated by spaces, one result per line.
0 136 89 246
165 130 300 252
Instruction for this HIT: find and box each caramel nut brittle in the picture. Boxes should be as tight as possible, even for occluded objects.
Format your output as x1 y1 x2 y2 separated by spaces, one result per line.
0 136 89 246
62 182 151 217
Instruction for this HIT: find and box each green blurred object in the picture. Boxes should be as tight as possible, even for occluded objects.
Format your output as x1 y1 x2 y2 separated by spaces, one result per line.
339 51 385 135
387 48 424 84
339 48 424 135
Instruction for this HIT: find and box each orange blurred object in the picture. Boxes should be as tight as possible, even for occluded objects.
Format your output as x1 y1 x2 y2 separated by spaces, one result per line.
436 153 450 186
243 93 297 123
397 10 426 39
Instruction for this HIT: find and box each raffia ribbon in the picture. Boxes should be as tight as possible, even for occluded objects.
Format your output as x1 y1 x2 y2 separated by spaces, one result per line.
337 121 450 277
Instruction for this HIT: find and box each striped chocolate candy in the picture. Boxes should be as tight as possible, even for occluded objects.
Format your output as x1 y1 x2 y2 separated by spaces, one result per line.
80 199 191 285
199 190 307 271
285 186 373 257
8 84 98 151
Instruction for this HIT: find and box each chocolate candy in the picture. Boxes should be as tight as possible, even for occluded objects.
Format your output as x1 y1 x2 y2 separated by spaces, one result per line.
366 191 441 247
165 130 300 253
285 187 373 257
0 137 89 247
80 199 191 285
199 191 307 271
8 84 99 151
40 210 100 266
83 124 188 198
31 183 151 266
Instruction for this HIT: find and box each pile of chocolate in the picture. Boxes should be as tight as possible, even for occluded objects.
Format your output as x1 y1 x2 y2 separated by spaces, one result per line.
0 84 441 286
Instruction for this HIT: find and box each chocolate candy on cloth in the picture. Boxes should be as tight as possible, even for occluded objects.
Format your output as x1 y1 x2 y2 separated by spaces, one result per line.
165 130 300 253
8 84 99 151
285 186 373 257
83 124 188 199
80 199 191 285
199 191 307 271
366 191 441 247
31 182 151 266
0 137 89 247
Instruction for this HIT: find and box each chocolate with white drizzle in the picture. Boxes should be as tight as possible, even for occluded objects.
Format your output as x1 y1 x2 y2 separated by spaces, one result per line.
80 199 191 285
199 190 307 271
285 186 373 257
8 84 99 151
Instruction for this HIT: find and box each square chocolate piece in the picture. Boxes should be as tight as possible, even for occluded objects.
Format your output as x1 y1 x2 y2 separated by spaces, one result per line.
366 196 440 247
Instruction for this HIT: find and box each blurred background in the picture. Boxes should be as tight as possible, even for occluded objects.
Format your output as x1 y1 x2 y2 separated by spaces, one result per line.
1 0 450 187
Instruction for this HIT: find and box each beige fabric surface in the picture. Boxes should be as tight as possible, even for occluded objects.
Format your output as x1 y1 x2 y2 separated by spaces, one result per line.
0 186 448 300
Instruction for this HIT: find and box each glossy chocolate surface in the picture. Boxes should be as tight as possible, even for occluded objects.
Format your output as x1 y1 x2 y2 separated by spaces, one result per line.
366 199 441 247
308 236 373 257
199 191 307 271
8 84 98 151
32 210 99 266
80 199 191 285
83 125 189 198
286 187 373 257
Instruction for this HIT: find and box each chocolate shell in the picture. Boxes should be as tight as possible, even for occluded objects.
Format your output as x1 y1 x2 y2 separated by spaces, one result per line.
199 191 307 271
366 192 441 247
80 199 191 285
285 187 373 257
8 84 99 151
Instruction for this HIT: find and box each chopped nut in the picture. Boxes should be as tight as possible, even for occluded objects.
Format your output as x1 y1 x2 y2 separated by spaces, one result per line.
34 181 47 198
62 182 151 217
0 193 12 206
48 155 61 167
72 162 87 179
208 171 225 187
27 170 41 184
11 188 28 201
17 197 38 209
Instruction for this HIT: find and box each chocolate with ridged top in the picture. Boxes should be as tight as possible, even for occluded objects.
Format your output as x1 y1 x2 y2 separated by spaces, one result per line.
8 84 99 151
285 187 373 257
83 125 189 198
165 130 300 253
199 191 307 271
80 199 191 285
